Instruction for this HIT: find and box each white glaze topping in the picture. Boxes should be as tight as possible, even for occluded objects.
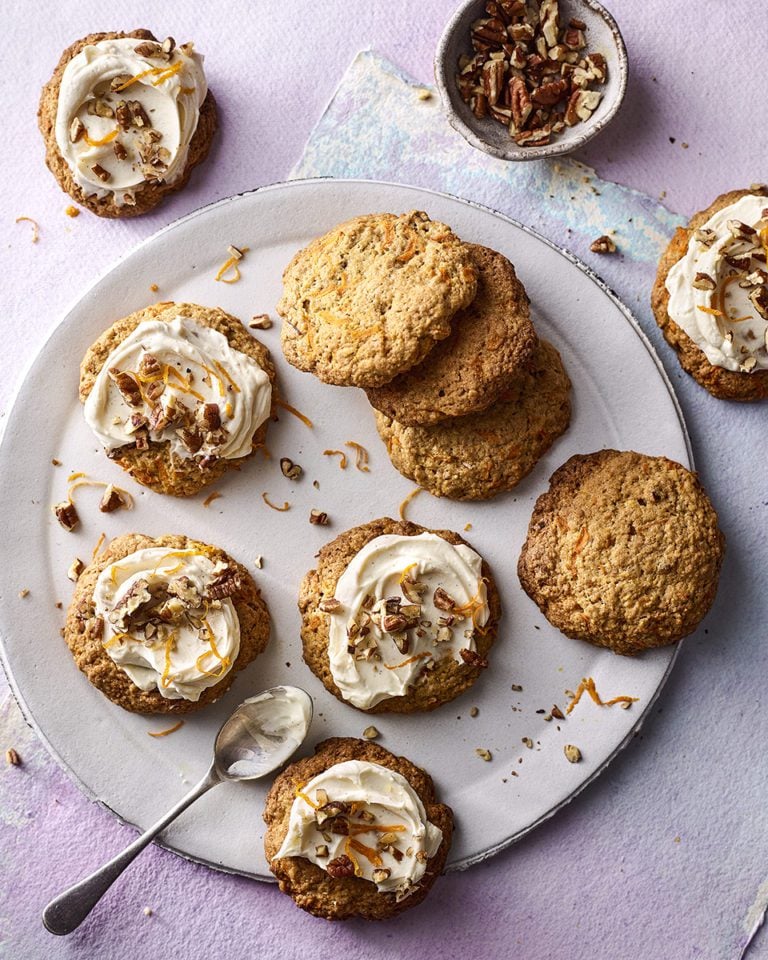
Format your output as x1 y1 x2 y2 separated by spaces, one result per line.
54 37 207 205
93 546 239 701
327 533 489 710
274 759 442 898
666 194 768 372
83 315 272 460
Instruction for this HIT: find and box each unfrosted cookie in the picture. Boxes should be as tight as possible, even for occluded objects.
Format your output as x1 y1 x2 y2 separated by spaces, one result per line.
38 30 217 218
651 186 768 401
298 518 501 714
264 737 453 920
517 450 725 655
375 340 571 500
79 301 276 496
278 211 478 388
64 533 270 714
366 244 537 424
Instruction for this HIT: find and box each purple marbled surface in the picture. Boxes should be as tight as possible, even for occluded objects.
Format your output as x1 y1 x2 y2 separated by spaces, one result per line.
1 2 768 958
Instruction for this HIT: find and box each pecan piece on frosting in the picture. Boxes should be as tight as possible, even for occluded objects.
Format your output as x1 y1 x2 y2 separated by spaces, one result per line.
460 648 489 669
109 368 142 407
325 855 356 879
205 564 241 600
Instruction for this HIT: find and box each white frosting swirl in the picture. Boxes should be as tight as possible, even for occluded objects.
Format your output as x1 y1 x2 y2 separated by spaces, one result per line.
327 533 489 710
274 759 442 898
83 315 272 460
666 194 768 372
93 546 240 701
54 37 207 204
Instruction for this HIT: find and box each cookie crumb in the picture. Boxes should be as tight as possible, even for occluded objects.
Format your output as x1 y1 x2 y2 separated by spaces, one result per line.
475 748 492 762
65 205 80 218
469 706 479 718
362 726 380 741
149 283 159 293
416 88 432 101
51 458 62 466
18 589 29 599
250 314 273 330
521 737 533 749
564 744 582 763
511 683 523 692
254 555 263 569
143 907 153 917
590 235 617 254
464 523 473 531
5 748 21 766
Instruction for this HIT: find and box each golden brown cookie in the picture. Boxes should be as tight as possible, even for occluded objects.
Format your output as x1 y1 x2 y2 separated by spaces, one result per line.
278 211 478 388
375 340 571 500
79 301 276 497
64 533 270 714
517 450 725 655
651 186 768 401
298 517 501 713
365 244 537 424
264 737 453 920
38 30 218 218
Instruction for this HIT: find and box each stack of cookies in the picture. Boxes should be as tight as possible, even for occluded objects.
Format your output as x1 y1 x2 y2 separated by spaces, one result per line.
278 210 572 499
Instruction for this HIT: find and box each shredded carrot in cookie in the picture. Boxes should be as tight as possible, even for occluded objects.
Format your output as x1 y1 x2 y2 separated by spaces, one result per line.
262 492 290 511
15 216 39 243
275 398 313 428
395 237 419 263
202 491 222 508
148 720 184 738
345 441 370 473
565 676 638 715
215 246 250 284
324 449 348 469
84 128 118 147
398 486 422 521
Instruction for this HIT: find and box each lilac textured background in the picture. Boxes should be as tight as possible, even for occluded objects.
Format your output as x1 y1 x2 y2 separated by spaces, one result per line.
1 2 767 959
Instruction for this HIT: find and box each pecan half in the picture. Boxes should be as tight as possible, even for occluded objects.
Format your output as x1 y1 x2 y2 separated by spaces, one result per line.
326 855 355 878
109 368 142 406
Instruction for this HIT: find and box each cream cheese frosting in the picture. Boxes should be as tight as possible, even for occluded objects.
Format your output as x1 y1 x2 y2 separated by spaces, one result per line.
54 36 207 205
83 315 272 460
93 546 240 701
327 533 489 709
666 194 768 372
274 759 442 899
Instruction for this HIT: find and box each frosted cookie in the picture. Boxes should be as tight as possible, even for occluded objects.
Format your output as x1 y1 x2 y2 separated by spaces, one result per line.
264 737 453 920
517 450 725 655
278 211 478 388
298 518 501 713
375 340 571 500
79 301 276 496
366 244 537 425
38 30 217 217
64 533 270 714
651 187 768 400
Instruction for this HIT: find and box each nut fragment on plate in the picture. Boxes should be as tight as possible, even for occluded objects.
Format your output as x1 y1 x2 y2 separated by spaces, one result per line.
455 0 607 147
564 743 582 763
590 235 617 254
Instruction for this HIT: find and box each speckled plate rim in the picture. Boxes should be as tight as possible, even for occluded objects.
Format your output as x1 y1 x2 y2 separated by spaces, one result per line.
0 177 689 882
434 0 629 162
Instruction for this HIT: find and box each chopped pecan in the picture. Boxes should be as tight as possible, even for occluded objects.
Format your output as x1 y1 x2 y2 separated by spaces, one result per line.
109 368 142 406
198 402 221 432
319 597 342 613
53 501 79 532
128 100 151 128
509 77 533 129
531 78 569 105
280 457 302 480
326 855 355 879
482 58 506 105
69 117 85 143
206 565 240 600
460 648 489 668
309 509 329 525
113 140 128 161
749 285 768 320
99 484 129 513
115 100 132 130
134 41 163 58
91 164 111 183
590 235 617 254
433 587 456 611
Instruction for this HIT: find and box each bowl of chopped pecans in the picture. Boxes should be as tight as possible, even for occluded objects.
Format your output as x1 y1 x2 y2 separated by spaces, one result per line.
435 0 628 161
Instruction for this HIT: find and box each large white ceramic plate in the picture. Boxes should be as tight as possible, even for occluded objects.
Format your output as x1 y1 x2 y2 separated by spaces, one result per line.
0 179 690 879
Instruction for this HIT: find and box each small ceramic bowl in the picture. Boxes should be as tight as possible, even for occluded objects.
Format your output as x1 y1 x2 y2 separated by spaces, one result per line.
435 0 628 161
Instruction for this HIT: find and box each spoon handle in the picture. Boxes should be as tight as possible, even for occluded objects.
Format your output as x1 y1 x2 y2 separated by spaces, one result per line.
43 765 221 936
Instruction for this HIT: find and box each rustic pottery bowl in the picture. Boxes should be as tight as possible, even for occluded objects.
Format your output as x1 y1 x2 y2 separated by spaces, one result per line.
435 0 628 161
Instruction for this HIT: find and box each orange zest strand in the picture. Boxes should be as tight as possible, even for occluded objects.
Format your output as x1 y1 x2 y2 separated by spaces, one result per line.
102 631 131 649
67 476 134 509
212 360 240 393
67 471 87 482
215 246 250 283
15 216 39 243
395 237 419 263
323 449 348 469
160 633 177 688
345 441 370 473
343 839 363 877
84 128 118 147
114 62 183 92
148 720 184 738
565 676 638 715
294 782 320 809
91 532 107 560
398 486 422 521
275 398 313 428
195 616 231 678
399 563 418 585
385 652 431 670
347 837 383 867
202 491 222 508
262 492 290 512
697 305 724 317
151 61 183 85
